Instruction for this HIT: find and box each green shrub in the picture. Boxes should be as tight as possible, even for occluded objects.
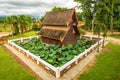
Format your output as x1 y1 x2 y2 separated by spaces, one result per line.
79 28 86 36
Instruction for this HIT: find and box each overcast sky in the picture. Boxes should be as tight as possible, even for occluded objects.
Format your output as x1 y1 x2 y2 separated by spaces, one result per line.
0 0 79 18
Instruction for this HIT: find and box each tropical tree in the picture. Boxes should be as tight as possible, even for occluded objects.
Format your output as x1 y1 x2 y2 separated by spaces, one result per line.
4 16 19 35
4 15 32 36
11 15 19 35
3 16 11 31
18 15 32 34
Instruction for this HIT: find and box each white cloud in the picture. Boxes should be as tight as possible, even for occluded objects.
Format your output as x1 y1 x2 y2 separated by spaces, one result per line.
0 0 79 18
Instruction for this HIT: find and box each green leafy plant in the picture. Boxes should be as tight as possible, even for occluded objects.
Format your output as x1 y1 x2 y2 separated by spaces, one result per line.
15 38 92 67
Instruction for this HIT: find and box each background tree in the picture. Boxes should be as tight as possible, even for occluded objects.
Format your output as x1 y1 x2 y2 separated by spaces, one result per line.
0 16 5 23
113 0 120 32
52 7 67 12
39 16 44 22
74 0 120 33
77 12 84 21
32 18 42 31
18 15 32 35
93 0 109 52
4 15 32 35
4 16 19 35
74 0 95 30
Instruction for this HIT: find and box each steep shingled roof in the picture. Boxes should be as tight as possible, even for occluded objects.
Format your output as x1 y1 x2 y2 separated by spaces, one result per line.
43 9 74 26
40 9 79 41
40 28 66 40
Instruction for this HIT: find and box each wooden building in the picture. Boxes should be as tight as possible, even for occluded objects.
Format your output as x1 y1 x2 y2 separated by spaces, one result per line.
39 9 80 46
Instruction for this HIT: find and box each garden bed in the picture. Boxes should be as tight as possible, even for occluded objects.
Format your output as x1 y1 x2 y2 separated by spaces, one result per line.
8 36 104 78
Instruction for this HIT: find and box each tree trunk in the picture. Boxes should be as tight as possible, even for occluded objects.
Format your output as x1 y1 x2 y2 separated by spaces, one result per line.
110 15 113 35
91 19 94 32
102 37 105 48
11 24 14 37
110 0 114 35
20 25 23 38
97 33 100 52
20 25 23 35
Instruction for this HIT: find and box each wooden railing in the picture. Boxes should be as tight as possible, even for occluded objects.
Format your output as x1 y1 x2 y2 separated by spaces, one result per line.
8 36 104 78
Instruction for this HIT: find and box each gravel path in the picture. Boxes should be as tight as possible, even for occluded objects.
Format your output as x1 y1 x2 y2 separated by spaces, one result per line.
0 32 11 38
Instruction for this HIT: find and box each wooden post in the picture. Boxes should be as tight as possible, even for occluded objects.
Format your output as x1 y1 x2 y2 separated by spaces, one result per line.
56 67 60 78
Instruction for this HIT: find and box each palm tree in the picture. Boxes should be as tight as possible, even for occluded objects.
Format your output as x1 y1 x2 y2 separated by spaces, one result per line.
4 16 19 35
18 15 32 35
4 16 11 31
11 15 19 35
4 15 32 37
25 16 32 30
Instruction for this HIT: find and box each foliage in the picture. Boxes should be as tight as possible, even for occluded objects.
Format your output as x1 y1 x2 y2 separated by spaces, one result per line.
93 0 109 38
52 6 67 12
4 15 32 35
39 16 44 22
113 0 120 32
0 16 5 23
74 0 94 30
0 23 11 32
32 23 41 31
32 19 42 31
78 43 120 80
15 38 92 67
74 0 120 33
79 28 86 36
18 15 32 34
4 16 19 35
77 12 84 21
0 46 37 80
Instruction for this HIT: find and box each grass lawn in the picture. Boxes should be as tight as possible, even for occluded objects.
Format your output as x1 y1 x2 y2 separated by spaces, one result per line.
78 43 120 80
108 34 120 39
0 45 37 80
8 31 39 40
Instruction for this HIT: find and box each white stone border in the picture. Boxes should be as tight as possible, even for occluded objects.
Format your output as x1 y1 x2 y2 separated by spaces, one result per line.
8 36 104 78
